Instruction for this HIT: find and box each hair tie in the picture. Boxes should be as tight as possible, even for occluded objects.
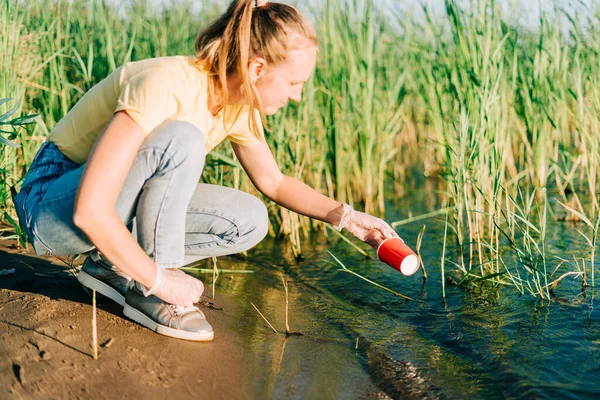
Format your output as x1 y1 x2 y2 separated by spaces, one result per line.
255 0 268 7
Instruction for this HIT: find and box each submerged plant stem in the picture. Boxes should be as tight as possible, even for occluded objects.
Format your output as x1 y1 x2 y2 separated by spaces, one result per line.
339 269 414 301
250 302 278 334
416 224 427 280
326 225 369 257
328 251 414 301
441 211 449 298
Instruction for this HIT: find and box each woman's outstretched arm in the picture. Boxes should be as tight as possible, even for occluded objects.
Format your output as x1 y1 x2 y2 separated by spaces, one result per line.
232 140 397 248
232 140 344 224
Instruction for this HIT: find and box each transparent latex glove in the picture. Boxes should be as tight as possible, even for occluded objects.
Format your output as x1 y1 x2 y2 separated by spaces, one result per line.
142 268 204 306
336 205 399 249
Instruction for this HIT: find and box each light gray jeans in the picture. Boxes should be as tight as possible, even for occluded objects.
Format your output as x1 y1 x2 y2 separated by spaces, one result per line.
14 120 269 268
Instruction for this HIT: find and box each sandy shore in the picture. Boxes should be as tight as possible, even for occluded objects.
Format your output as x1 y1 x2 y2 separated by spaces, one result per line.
0 233 388 399
0 243 258 399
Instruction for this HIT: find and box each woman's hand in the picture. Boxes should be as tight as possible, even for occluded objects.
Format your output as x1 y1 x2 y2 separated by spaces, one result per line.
344 209 399 249
143 268 204 306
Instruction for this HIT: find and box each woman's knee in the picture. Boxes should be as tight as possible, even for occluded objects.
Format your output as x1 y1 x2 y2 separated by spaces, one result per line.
226 193 269 251
186 185 269 252
244 195 269 243
142 120 206 168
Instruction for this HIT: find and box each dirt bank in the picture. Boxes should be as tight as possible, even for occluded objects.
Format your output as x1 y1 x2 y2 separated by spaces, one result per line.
0 239 259 399
0 231 388 399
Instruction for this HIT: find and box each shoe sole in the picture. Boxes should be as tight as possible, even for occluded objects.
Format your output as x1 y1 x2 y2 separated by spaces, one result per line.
123 304 214 342
77 270 126 306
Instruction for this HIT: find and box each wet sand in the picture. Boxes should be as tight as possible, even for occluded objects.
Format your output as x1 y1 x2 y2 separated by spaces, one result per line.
0 234 388 399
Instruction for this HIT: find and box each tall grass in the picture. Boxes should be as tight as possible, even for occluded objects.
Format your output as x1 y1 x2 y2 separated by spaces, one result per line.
399 0 600 298
2 0 600 298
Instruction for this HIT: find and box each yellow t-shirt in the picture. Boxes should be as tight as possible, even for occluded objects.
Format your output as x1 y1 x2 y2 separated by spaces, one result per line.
49 56 264 164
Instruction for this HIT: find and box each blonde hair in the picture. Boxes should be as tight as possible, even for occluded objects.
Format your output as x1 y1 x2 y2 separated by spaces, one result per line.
195 0 318 137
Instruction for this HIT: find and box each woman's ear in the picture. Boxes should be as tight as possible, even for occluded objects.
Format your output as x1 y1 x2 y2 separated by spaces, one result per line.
249 57 267 83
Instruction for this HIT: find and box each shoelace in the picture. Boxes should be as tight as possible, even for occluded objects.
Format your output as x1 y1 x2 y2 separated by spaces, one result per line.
171 305 205 318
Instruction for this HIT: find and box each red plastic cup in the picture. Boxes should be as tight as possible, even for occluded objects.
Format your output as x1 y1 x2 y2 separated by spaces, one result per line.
377 237 420 276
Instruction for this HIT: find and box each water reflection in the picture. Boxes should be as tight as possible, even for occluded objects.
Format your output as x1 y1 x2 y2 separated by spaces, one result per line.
191 250 385 399
192 186 600 398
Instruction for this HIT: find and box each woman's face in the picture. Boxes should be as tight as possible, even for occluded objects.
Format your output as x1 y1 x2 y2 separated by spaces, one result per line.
253 46 318 115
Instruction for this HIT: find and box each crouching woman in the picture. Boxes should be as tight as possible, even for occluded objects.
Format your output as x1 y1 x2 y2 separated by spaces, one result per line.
13 0 398 341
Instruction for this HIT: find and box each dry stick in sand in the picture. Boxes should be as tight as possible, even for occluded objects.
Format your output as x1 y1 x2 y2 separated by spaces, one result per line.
211 256 219 300
280 274 290 335
279 275 303 336
92 290 98 360
250 302 279 333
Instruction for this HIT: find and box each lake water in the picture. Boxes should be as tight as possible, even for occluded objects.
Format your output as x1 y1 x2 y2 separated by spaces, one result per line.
194 181 600 398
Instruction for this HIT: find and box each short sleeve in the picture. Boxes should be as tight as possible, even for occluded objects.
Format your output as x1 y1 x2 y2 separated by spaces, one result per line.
114 68 178 135
226 107 265 147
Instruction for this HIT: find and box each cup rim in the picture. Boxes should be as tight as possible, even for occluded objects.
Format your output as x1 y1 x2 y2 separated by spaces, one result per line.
400 254 420 275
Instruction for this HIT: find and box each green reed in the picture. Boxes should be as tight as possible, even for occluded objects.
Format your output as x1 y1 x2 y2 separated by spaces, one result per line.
404 0 600 298
2 0 600 298
0 97 37 248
